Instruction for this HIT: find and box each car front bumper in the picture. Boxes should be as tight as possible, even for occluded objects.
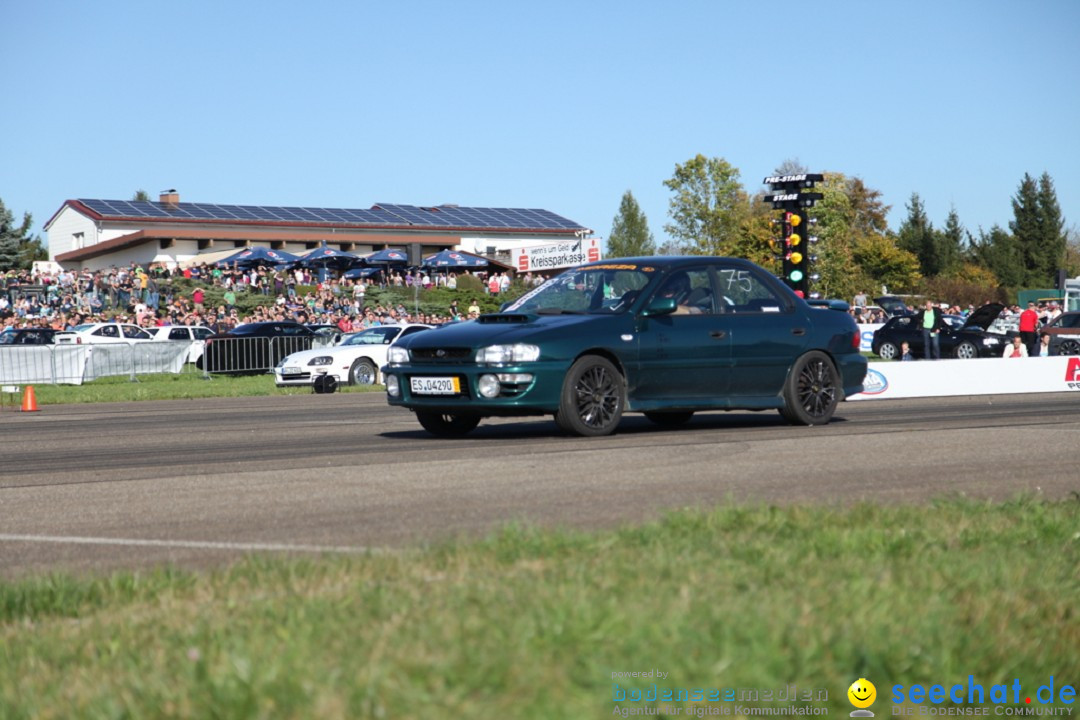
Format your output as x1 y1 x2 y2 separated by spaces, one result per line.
384 361 567 416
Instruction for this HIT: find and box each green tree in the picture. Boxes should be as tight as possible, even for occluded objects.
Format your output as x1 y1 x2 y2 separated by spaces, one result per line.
897 193 939 276
132 189 151 202
852 234 922 294
971 225 1025 289
663 155 747 256
0 197 35 271
934 206 965 276
606 191 655 258
1009 173 1042 286
1034 172 1066 284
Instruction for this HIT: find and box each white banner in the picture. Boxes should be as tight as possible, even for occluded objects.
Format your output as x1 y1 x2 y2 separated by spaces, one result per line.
513 238 602 273
851 355 1080 401
856 323 884 352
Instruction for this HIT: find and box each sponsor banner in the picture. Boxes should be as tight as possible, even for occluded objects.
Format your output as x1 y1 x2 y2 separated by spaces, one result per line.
857 323 885 352
513 238 602 273
851 356 1080 401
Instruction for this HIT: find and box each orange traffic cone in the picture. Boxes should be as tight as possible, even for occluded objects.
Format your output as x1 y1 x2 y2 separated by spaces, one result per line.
21 385 39 412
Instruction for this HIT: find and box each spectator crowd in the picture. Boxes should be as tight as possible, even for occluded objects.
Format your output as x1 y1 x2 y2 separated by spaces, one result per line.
1 262 537 336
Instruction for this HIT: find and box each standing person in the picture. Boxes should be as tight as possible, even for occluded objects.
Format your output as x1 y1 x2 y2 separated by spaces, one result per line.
1018 301 1039 355
1003 335 1028 358
917 300 947 360
192 287 205 313
853 290 868 309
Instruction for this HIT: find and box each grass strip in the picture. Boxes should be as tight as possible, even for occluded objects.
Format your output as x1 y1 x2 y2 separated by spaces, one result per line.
1 496 1077 719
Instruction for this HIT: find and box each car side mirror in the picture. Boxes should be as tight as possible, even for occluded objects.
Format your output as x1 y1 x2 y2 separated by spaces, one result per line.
642 296 678 317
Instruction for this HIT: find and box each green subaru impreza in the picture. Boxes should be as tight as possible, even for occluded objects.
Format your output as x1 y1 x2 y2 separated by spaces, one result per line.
384 256 867 437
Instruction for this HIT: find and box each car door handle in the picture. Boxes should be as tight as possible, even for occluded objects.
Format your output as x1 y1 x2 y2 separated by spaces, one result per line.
792 328 807 336
709 330 726 339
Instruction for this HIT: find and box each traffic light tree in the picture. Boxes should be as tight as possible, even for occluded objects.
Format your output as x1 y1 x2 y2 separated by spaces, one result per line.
764 174 822 297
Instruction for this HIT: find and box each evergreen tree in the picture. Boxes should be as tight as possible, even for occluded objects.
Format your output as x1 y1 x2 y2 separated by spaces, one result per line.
1035 172 1067 285
896 193 939 276
971 225 1025 289
0 197 34 271
132 189 151 202
1009 173 1043 286
606 191 656 258
934 206 965 276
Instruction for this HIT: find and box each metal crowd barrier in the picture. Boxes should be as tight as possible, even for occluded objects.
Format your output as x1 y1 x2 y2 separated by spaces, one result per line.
0 343 191 385
199 336 316 374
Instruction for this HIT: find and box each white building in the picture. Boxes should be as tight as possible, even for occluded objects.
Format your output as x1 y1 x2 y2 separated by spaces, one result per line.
45 191 594 271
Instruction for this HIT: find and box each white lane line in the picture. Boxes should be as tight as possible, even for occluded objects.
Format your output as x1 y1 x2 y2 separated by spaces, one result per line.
0 534 377 555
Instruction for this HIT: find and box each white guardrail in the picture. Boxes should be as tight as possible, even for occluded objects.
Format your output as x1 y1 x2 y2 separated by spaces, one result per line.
0 344 189 385
852 355 1080 401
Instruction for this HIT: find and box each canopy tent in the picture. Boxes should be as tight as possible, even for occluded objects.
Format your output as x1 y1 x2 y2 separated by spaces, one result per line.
421 249 492 269
296 244 362 270
342 266 382 279
214 246 300 268
361 248 409 265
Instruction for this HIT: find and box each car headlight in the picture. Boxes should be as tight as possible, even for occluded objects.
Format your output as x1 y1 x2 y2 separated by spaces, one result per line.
387 346 410 364
307 356 333 366
476 344 541 363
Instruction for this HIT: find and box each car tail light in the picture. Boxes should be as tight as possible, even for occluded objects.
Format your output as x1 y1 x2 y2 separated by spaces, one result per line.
76 337 82 345
852 332 860 350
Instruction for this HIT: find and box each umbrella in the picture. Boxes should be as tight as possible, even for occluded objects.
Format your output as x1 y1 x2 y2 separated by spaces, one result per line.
296 244 362 270
362 248 410 265
215 246 300 268
421 249 491 268
342 266 382 279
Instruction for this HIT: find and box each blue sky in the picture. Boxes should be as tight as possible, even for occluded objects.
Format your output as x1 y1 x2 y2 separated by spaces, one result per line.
2 0 1078 250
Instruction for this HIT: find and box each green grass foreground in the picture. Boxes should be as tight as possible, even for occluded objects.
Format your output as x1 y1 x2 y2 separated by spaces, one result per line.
17 371 382 405
1 498 1078 719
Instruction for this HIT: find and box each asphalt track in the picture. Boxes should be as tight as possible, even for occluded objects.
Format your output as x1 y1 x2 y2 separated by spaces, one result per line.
1 391 1077 578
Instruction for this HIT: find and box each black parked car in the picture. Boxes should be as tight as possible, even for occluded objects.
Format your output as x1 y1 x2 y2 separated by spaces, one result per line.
198 321 317 373
0 327 58 345
871 303 1012 359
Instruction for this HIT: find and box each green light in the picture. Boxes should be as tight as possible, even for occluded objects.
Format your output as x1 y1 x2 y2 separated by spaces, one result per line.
790 270 804 282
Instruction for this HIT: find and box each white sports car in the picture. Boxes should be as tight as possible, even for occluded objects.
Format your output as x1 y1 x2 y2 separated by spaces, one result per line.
274 323 432 387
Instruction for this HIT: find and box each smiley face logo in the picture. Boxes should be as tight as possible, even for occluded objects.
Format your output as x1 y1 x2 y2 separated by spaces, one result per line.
848 678 877 709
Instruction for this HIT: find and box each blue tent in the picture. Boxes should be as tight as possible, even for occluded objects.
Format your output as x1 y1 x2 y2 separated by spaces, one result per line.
296 244 362 269
215 246 300 268
342 266 382 279
421 249 491 268
363 248 409 265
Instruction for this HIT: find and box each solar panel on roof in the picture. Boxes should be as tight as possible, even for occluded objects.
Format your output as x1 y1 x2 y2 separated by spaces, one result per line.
74 198 586 232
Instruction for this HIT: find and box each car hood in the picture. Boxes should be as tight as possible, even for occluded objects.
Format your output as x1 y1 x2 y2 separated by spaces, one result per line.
400 313 620 349
960 303 1006 332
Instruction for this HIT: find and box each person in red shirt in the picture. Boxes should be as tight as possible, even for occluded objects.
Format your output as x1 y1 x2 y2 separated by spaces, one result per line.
1018 302 1039 355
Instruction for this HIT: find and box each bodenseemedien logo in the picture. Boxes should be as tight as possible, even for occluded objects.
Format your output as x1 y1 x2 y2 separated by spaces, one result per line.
849 678 877 717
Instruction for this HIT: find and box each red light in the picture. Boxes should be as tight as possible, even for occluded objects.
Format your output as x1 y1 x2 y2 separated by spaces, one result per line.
794 290 805 299
852 332 861 349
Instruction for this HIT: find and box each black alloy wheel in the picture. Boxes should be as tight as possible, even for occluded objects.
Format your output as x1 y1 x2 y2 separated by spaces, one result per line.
555 356 625 437
779 351 840 426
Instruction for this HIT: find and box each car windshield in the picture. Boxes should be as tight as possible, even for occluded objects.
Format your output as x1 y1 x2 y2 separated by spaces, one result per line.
504 265 654 315
343 328 399 346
